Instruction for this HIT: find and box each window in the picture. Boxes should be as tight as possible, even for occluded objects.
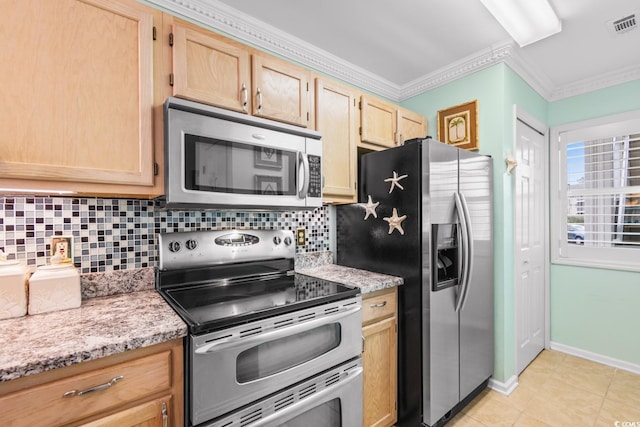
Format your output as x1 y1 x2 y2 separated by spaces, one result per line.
551 110 640 271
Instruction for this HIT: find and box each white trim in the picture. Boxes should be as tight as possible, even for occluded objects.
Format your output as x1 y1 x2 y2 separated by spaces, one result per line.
550 341 640 375
550 110 640 272
143 0 639 103
488 375 519 395
398 41 515 100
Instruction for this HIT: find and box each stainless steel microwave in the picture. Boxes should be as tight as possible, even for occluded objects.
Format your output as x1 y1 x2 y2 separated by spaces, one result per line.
161 97 323 210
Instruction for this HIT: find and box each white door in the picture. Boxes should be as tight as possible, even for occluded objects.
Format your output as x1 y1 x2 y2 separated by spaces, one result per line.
514 111 547 374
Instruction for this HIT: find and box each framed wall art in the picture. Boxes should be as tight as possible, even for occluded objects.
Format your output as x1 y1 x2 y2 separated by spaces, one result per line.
437 99 478 150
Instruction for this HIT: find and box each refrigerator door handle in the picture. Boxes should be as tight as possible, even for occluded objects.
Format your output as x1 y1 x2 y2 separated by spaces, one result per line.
454 192 470 312
458 191 474 311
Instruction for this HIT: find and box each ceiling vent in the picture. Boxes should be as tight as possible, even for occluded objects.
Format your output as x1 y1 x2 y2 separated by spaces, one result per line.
607 13 637 35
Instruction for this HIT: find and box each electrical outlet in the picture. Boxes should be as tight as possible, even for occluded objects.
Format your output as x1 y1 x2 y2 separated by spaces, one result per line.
296 228 306 247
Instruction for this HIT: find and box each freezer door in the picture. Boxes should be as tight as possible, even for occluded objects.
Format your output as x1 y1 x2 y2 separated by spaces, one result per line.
422 141 460 426
458 149 494 400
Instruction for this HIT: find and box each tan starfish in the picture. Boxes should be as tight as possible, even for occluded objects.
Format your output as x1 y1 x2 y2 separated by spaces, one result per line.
384 171 408 193
383 208 407 235
363 195 379 220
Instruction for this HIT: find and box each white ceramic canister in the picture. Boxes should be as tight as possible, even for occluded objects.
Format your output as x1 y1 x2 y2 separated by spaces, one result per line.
0 251 29 320
28 256 81 315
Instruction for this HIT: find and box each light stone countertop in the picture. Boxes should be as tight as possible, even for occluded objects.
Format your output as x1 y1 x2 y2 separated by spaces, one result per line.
296 263 403 294
0 290 187 382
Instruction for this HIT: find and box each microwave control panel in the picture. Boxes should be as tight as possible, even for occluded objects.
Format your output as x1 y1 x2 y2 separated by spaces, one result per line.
308 155 322 198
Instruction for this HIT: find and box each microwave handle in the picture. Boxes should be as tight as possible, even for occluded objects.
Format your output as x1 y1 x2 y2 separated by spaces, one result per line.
298 151 310 199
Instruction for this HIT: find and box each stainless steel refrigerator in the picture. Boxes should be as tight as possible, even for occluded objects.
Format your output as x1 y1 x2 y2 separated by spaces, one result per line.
336 138 493 427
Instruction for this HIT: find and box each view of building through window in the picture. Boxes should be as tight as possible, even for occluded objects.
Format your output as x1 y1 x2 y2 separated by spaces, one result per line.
566 134 640 247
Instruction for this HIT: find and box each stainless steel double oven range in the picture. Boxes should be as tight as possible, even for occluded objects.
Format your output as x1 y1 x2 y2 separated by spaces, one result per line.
156 229 363 427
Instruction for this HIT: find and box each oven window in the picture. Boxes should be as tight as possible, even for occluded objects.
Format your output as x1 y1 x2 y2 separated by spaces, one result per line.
278 398 342 427
184 133 297 195
236 324 341 383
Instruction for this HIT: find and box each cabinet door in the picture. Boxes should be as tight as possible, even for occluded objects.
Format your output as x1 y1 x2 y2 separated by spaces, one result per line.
80 396 172 427
171 20 251 113
397 107 428 145
252 53 311 127
315 78 358 204
359 95 397 150
363 316 397 427
0 0 157 188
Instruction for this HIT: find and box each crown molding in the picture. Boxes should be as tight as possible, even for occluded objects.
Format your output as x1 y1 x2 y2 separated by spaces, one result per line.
144 0 401 100
547 64 640 101
145 0 639 103
399 41 517 100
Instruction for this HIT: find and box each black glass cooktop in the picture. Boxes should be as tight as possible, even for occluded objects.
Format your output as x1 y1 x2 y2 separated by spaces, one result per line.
161 273 359 334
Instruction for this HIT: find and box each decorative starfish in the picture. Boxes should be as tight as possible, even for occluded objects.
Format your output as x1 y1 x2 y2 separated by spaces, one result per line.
383 208 407 235
384 171 408 193
363 195 379 220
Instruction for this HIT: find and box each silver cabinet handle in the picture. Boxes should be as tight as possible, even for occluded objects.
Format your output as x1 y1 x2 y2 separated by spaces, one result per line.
162 402 168 427
256 87 263 114
63 375 124 397
241 83 248 112
369 301 387 308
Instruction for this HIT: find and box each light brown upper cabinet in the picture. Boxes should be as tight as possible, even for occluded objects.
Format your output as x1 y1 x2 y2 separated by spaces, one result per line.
359 95 398 150
252 53 312 128
359 96 428 151
170 19 251 114
397 106 428 145
0 0 163 197
315 78 358 204
169 19 312 128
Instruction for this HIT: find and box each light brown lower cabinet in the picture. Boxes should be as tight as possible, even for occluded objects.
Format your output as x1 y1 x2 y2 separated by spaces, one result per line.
362 288 398 427
0 339 183 427
80 395 172 427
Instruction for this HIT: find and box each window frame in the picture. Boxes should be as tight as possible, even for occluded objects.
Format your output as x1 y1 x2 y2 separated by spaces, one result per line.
550 109 640 272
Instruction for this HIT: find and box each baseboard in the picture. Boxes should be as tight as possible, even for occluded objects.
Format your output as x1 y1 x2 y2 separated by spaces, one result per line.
550 341 640 375
488 375 518 396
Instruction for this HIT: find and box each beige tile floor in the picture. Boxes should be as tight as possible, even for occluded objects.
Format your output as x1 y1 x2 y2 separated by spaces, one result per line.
449 349 640 427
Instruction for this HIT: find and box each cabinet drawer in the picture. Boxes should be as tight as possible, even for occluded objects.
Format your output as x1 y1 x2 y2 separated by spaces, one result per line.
0 350 172 427
362 288 397 325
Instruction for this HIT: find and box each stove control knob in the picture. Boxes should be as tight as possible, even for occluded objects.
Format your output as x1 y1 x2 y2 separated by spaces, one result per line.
185 239 198 251
168 241 181 253
284 236 292 246
273 236 282 245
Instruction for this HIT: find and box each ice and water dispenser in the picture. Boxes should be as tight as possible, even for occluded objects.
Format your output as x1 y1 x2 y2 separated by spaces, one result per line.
432 223 459 291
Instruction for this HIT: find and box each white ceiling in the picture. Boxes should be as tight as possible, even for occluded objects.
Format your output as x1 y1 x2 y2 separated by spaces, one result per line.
150 0 640 101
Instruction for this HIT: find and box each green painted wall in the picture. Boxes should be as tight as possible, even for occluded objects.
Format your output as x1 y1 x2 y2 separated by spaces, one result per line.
402 64 547 382
405 69 640 381
547 79 640 365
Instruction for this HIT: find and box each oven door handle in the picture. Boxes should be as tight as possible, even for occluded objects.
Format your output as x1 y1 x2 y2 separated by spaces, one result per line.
194 305 361 354
249 365 363 427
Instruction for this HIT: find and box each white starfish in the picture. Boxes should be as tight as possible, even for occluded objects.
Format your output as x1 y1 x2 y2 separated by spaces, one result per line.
363 195 379 220
383 208 407 235
384 171 408 193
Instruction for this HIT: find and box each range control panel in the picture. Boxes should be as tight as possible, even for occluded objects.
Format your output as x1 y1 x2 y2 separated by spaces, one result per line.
158 229 295 271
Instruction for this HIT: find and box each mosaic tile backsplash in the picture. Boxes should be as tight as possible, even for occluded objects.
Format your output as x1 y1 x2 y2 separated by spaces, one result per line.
0 196 330 274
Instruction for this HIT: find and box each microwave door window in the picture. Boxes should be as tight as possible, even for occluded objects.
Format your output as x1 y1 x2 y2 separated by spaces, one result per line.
184 134 296 195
